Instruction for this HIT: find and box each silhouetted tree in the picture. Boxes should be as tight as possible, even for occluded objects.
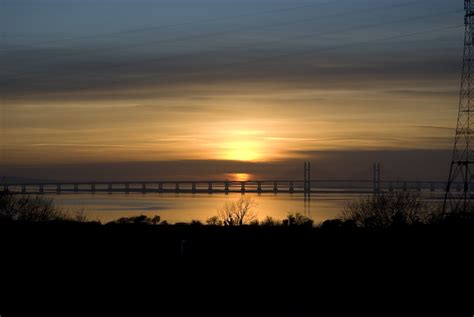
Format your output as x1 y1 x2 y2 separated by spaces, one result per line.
0 192 73 222
217 196 257 226
341 191 438 229
150 215 161 225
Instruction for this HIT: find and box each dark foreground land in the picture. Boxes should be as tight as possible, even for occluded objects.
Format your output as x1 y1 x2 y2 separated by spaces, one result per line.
1 221 473 316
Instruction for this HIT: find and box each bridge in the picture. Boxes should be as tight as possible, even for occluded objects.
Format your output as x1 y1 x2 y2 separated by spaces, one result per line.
0 179 454 196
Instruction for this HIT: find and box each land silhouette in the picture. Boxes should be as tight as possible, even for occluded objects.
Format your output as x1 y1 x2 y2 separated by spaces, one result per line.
1 191 473 315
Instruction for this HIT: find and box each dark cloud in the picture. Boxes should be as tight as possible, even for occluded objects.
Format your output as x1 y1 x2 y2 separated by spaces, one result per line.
0 45 461 104
0 150 453 182
0 0 463 103
387 89 459 97
414 125 454 131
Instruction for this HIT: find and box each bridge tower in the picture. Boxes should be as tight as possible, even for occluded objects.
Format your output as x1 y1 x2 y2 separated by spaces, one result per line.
373 163 381 196
304 162 311 199
444 0 474 213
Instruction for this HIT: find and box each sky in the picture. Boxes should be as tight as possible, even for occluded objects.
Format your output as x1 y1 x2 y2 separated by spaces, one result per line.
0 0 466 181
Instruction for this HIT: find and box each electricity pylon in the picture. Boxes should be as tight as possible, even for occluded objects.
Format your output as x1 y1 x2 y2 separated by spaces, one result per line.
444 0 474 213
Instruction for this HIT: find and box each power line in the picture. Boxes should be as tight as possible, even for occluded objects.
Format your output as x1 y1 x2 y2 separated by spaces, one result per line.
1 24 462 102
0 8 462 83
219 24 463 72
1 0 430 67
0 0 339 51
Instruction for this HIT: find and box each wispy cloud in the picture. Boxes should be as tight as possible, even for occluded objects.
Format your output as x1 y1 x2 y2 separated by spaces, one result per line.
28 143 150 148
414 125 453 131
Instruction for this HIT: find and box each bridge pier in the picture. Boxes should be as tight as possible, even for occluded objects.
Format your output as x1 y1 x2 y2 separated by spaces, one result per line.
257 182 262 193
142 183 147 194
208 182 213 194
175 183 180 193
158 183 163 193
241 182 246 193
125 183 130 194
224 182 229 194
273 182 278 193
191 183 196 194
289 181 294 193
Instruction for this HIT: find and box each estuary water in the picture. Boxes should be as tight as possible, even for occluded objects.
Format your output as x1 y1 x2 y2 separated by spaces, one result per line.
52 192 367 224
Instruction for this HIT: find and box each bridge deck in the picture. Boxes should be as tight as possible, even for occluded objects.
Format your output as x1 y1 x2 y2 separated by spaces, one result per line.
0 179 454 195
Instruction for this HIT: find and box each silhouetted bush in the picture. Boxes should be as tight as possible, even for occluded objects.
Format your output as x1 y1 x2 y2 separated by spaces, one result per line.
206 216 223 226
0 192 82 223
190 220 203 226
260 216 281 226
282 213 313 227
320 219 344 229
249 219 260 226
73 210 89 222
319 219 357 231
438 211 474 226
341 191 440 229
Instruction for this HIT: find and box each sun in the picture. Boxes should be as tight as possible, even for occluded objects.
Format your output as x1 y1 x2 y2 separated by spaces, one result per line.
225 173 252 181
220 140 263 161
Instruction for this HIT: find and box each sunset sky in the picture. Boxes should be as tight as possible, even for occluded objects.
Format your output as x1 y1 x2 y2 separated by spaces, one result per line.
0 0 465 181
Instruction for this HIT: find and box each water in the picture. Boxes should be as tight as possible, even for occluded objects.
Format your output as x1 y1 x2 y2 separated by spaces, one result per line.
52 193 367 224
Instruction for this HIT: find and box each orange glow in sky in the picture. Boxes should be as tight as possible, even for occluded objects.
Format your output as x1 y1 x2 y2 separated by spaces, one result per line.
219 140 264 162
